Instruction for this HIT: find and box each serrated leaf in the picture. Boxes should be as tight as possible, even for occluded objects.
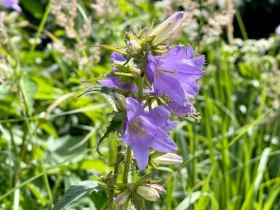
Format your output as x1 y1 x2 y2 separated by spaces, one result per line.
52 180 99 210
97 115 123 155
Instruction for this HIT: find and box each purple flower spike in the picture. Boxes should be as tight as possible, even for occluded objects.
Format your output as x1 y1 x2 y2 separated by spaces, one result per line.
98 52 138 92
2 0 21 12
120 97 177 170
146 44 204 116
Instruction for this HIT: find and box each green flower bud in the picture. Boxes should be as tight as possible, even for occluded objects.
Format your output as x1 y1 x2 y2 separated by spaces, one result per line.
112 93 126 111
153 153 183 165
116 190 130 206
128 40 142 54
136 186 160 201
147 184 166 195
148 12 184 45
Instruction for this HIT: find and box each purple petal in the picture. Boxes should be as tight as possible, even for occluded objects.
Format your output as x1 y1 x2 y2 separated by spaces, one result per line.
276 25 280 36
186 44 194 59
140 117 177 152
120 97 178 170
125 97 143 121
98 76 137 92
181 80 199 98
110 52 126 63
12 4 21 12
146 53 157 82
145 129 177 152
3 0 18 7
2 0 21 12
154 72 186 105
144 106 176 131
166 101 198 117
193 56 205 68
164 45 187 59
132 145 150 170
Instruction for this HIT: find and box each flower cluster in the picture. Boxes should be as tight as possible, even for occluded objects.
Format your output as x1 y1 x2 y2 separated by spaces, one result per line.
96 12 204 207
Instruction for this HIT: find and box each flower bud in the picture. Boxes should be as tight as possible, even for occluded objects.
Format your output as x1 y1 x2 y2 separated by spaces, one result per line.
148 12 184 45
112 93 126 111
116 190 130 205
127 60 141 76
136 186 160 201
153 153 183 165
150 98 158 109
128 40 142 54
147 184 166 195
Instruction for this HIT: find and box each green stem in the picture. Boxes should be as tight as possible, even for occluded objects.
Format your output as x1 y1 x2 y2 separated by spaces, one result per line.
225 0 234 44
122 146 132 184
30 1 52 52
137 77 144 102
235 9 248 40
108 146 122 210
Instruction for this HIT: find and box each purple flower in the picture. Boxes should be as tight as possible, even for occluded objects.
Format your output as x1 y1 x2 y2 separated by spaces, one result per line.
276 25 280 36
98 52 138 92
120 97 177 170
166 101 199 117
2 0 21 12
146 44 204 116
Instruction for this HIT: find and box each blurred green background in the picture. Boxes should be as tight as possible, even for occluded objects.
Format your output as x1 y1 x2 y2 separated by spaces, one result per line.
0 0 280 209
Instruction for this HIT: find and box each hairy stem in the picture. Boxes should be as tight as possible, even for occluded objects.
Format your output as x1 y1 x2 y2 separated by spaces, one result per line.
122 146 132 184
108 146 122 210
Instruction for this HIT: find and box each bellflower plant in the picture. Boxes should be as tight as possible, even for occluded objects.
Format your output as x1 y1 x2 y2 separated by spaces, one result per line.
54 11 205 210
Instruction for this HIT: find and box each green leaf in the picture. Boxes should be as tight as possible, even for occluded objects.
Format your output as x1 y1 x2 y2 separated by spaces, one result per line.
52 180 99 210
21 76 38 113
96 114 123 155
93 45 126 54
175 191 203 210
77 86 113 98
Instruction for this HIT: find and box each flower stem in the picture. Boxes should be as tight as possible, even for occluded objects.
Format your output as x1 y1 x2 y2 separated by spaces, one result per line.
108 145 122 210
137 76 144 102
122 146 132 184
